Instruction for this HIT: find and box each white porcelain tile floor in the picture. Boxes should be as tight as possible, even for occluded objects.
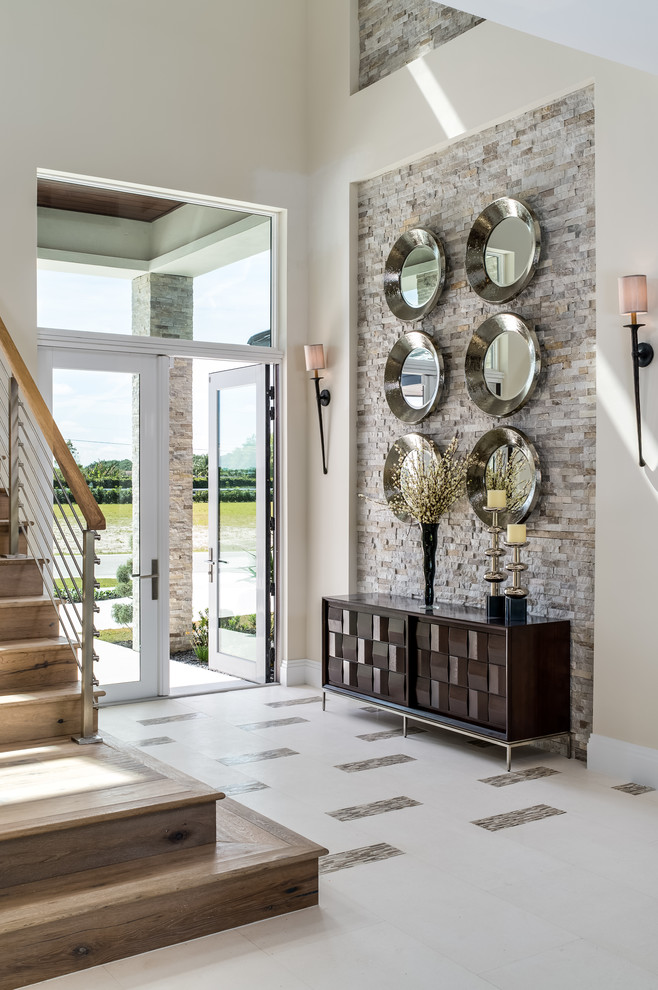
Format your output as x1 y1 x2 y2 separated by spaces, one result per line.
19 685 658 989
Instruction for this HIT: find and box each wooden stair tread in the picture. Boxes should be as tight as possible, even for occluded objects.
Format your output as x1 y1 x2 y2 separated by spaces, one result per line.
0 685 97 704
0 739 223 838
0 636 73 655
0 595 53 608
0 798 328 933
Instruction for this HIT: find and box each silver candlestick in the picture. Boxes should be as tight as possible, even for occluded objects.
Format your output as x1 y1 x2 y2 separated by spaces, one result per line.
483 507 507 620
504 538 529 623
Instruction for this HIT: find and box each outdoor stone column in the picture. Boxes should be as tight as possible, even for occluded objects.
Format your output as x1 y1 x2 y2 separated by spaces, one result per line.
132 273 194 654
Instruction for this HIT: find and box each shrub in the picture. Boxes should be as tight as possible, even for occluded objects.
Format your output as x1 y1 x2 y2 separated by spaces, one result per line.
191 608 209 662
111 602 133 626
115 558 133 598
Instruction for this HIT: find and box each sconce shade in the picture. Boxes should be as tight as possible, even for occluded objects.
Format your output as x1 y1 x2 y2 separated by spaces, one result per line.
304 344 326 373
618 275 648 316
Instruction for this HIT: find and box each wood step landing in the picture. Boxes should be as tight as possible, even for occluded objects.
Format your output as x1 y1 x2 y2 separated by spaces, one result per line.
0 557 44 598
0 741 327 990
0 738 222 887
0 637 78 689
0 684 102 743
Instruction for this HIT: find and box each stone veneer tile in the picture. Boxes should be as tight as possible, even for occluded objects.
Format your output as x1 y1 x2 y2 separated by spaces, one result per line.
356 86 595 760
359 0 484 90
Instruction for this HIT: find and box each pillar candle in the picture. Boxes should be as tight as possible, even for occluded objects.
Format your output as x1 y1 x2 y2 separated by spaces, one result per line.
507 523 526 543
486 489 506 509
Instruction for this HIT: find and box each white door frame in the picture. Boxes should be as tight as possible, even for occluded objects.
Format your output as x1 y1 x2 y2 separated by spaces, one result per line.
39 345 170 702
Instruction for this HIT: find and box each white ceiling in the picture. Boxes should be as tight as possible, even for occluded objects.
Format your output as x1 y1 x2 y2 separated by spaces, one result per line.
441 1 658 77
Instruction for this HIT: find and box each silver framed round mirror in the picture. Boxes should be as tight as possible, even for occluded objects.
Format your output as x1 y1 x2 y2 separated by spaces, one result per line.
466 427 541 526
383 433 440 523
465 198 541 303
465 313 540 417
384 331 445 424
384 227 446 322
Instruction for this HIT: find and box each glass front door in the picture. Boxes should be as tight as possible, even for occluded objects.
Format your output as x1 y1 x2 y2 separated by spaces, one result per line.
43 348 166 702
207 365 273 682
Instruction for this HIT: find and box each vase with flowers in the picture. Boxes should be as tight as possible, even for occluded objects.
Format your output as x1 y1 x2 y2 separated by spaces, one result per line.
387 436 470 608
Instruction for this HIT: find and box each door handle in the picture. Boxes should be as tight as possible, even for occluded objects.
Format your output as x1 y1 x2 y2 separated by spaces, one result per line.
130 559 159 601
206 549 227 582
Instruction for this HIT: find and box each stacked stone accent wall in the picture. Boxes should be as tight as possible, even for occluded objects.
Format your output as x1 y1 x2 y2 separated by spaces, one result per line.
132 273 194 654
356 87 595 758
359 0 483 90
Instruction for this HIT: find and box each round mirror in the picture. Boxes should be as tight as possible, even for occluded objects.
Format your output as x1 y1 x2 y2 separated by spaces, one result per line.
383 433 440 522
384 227 446 322
384 331 445 423
466 427 541 526
465 198 540 303
465 313 540 417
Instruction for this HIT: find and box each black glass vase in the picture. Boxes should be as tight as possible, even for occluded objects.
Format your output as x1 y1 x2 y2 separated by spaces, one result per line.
421 522 439 608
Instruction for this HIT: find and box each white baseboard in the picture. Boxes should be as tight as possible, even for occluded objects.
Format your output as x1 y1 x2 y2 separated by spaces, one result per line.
278 658 322 688
588 733 658 788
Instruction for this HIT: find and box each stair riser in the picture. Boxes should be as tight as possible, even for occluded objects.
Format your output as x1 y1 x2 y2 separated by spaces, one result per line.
0 532 28 555
0 858 320 990
0 602 59 641
0 559 43 598
0 803 217 888
0 698 94 744
0 646 78 689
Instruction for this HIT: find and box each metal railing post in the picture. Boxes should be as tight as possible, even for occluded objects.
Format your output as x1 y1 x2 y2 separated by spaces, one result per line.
73 528 102 744
8 376 19 556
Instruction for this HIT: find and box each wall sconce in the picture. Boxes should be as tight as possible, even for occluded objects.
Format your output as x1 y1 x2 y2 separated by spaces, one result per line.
619 275 654 467
304 344 331 474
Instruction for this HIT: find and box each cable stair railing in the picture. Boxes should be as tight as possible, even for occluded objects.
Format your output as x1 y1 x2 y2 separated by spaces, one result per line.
0 315 106 743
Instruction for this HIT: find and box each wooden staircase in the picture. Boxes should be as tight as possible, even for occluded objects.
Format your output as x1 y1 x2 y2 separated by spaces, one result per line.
0 551 326 990
0 315 326 990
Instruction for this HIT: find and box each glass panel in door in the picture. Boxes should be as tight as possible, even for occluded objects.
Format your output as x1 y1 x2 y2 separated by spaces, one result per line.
208 366 267 682
48 350 164 702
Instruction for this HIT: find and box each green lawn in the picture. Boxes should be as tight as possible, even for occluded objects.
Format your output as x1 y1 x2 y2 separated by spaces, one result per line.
55 501 255 554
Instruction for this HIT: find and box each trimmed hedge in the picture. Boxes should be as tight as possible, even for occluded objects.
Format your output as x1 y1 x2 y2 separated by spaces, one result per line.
57 486 255 505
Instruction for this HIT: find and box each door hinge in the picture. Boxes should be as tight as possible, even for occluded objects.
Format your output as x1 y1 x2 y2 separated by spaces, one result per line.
269 516 275 532
269 406 275 420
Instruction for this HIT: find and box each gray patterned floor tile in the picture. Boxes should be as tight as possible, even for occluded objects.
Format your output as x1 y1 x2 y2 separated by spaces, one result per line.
335 754 416 773
480 766 561 787
327 795 421 821
137 712 208 726
238 717 309 731
319 842 404 874
357 726 426 742
218 781 269 795
217 747 299 766
135 736 176 747
612 782 656 796
472 804 566 831
265 696 322 708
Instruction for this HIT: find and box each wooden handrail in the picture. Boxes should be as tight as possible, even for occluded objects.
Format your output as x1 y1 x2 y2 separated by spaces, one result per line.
0 316 106 531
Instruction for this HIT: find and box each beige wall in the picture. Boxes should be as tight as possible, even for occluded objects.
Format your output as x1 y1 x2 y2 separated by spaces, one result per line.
305 6 658 759
0 0 310 664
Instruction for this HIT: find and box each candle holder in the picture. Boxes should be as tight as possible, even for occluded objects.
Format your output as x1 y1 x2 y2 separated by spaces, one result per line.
504 538 529 624
482 507 507 620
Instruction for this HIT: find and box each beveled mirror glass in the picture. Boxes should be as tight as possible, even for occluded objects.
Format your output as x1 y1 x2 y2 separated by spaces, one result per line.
466 427 541 526
384 331 444 423
384 227 446 322
465 198 540 303
465 313 540 417
383 433 440 523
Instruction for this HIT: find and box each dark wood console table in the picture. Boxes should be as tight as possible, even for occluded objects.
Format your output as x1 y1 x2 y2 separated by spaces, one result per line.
322 593 571 771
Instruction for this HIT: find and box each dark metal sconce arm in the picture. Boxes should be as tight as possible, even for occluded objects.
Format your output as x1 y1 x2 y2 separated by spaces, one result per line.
313 376 330 474
626 322 654 467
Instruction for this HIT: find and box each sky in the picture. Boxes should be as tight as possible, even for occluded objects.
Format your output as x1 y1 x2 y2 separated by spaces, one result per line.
42 251 270 462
